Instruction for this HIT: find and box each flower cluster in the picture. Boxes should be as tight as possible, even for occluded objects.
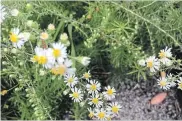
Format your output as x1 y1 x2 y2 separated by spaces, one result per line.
138 47 182 90
65 71 121 120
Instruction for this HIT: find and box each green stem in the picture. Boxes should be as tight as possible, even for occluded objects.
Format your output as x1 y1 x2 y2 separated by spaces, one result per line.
53 21 64 42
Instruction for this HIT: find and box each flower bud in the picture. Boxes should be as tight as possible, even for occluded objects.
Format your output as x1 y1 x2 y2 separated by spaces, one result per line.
15 88 19 91
26 3 33 10
39 69 46 76
19 61 24 66
2 69 7 72
11 48 17 54
11 9 19 16
75 56 91 66
26 20 33 27
138 59 146 66
60 33 68 41
9 74 15 78
47 24 55 30
79 102 85 107
2 61 7 65
3 48 8 52
63 88 70 95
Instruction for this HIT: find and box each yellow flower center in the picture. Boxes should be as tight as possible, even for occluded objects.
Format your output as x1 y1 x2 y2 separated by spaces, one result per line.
112 106 119 113
91 84 97 91
53 49 61 58
159 51 166 58
38 56 47 64
10 33 18 43
68 78 73 83
107 89 113 95
84 73 90 79
160 80 167 86
32 55 39 62
92 98 98 104
73 92 79 99
40 32 48 40
147 61 153 68
98 112 105 119
89 112 94 118
58 65 66 75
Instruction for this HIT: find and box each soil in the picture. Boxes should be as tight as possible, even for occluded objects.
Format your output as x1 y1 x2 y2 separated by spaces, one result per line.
115 79 182 120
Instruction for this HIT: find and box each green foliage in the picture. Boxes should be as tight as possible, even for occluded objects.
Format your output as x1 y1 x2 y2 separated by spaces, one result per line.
1 1 182 120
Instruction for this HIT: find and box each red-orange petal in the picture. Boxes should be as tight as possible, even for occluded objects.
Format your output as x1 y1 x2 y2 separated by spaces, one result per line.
150 92 167 105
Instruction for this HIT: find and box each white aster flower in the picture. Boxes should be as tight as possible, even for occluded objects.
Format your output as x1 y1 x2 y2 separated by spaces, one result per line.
0 5 7 23
51 43 67 63
48 24 55 30
69 87 83 102
95 108 108 120
64 74 78 87
138 59 146 66
86 80 101 94
33 47 55 69
88 94 103 108
83 71 91 80
11 9 19 16
157 77 171 90
60 33 68 41
146 56 160 72
9 28 29 48
88 108 95 119
107 102 121 115
177 77 182 90
159 47 172 65
166 73 176 88
103 86 116 100
51 59 76 76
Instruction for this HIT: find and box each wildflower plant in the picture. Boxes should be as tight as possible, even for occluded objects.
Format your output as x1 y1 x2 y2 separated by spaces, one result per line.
1 1 122 120
137 47 182 91
1 1 182 120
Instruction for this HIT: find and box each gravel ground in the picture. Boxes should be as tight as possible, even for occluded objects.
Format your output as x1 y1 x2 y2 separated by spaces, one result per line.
115 79 182 120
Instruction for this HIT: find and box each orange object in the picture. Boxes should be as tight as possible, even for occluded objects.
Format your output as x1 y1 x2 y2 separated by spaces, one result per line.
1 90 8 96
160 71 166 78
150 92 167 105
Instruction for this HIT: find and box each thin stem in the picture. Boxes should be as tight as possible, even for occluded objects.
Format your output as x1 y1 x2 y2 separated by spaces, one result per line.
112 2 180 46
